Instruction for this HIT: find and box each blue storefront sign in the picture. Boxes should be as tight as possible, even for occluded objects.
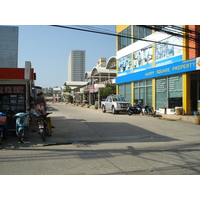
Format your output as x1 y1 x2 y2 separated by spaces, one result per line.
116 58 198 84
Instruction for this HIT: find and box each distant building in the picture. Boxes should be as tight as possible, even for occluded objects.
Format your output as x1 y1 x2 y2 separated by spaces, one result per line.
64 81 87 90
0 26 18 68
68 50 85 81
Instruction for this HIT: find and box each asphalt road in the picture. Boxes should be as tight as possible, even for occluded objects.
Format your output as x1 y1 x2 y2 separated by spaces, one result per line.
0 102 200 175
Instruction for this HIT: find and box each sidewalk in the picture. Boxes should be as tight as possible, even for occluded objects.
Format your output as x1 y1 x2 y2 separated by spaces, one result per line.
68 103 197 124
158 113 196 123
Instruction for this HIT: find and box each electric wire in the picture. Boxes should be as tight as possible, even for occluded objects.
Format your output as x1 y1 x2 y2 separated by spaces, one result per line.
50 25 200 50
138 25 200 43
74 25 116 35
138 25 200 57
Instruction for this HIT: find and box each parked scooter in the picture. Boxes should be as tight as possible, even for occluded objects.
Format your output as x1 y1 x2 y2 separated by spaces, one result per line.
127 103 142 115
14 112 29 143
143 104 156 117
37 112 52 142
0 112 8 145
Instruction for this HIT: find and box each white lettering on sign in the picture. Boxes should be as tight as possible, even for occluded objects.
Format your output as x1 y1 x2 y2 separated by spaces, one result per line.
0 116 6 122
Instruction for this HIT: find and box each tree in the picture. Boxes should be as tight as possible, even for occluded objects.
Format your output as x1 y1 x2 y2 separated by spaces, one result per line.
99 83 116 97
63 83 72 93
42 87 53 97
66 95 73 103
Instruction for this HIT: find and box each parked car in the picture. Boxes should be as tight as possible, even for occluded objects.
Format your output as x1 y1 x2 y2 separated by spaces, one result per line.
101 95 130 114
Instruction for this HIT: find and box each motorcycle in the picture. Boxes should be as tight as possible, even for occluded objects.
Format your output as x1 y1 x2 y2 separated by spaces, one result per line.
37 112 52 142
0 112 8 145
14 112 29 143
127 103 142 115
143 104 156 117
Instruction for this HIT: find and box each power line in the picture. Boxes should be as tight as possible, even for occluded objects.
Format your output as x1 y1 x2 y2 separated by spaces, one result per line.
138 25 200 43
75 25 116 35
50 25 200 50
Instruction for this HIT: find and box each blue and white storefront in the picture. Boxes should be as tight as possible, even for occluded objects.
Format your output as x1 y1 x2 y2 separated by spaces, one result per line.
116 56 200 114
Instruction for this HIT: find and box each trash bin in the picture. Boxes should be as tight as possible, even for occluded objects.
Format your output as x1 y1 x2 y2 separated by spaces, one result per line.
175 107 183 115
193 111 200 125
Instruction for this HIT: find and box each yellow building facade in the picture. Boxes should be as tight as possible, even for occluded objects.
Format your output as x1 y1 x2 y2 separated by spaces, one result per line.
116 25 200 114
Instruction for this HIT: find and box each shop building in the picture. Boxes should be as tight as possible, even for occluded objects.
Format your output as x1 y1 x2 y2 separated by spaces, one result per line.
0 26 38 131
84 57 116 106
0 63 35 113
115 25 200 114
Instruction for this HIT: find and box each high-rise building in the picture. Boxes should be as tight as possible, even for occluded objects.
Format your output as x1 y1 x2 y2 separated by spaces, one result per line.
0 26 18 68
68 50 85 81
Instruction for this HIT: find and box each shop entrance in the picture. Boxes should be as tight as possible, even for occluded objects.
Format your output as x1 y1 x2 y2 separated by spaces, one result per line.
190 72 200 112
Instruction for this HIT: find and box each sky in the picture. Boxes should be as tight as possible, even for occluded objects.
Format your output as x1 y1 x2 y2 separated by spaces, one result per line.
2 0 194 90
17 25 116 88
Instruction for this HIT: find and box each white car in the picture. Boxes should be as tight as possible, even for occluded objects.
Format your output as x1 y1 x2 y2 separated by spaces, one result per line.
101 95 130 114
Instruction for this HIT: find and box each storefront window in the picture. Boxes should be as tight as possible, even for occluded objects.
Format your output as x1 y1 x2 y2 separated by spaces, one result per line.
156 77 167 109
118 83 132 102
139 80 145 86
168 75 182 98
139 87 145 105
134 88 139 100
134 79 152 106
155 74 182 109
134 82 139 87
125 83 131 102
146 79 152 86
118 84 124 96
168 75 182 108
146 87 152 106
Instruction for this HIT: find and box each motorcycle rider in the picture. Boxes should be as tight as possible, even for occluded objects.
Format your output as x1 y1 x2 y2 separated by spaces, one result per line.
30 99 52 133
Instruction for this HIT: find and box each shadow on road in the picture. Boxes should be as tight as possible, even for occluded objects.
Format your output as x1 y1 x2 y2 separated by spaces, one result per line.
1 142 200 174
0 114 179 149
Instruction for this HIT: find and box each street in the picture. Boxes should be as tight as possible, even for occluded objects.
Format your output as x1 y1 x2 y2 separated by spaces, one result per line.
0 103 200 175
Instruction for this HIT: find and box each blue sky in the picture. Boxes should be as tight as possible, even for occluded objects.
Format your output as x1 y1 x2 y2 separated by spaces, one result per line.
18 25 116 88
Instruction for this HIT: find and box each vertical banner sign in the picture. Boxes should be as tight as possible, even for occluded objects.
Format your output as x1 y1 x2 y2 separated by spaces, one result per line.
24 61 31 79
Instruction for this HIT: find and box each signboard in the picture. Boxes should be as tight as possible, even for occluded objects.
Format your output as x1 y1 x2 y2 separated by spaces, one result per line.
0 116 6 123
134 45 153 72
0 85 26 112
155 36 182 67
116 57 199 84
24 61 31 79
118 54 132 76
0 86 25 94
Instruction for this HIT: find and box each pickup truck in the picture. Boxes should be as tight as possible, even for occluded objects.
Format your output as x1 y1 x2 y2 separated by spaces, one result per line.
101 95 130 114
